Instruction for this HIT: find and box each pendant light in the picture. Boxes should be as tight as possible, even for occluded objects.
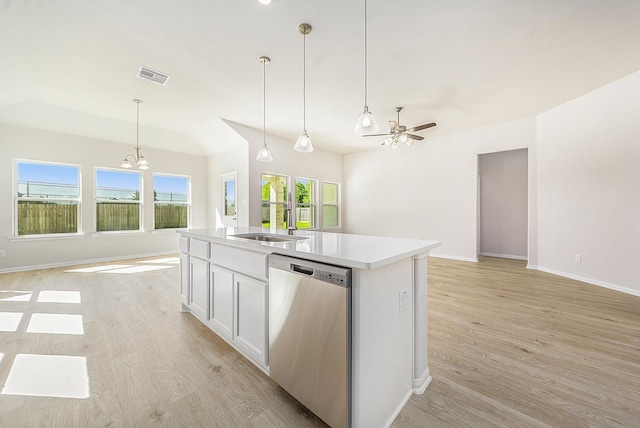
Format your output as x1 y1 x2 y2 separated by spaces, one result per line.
256 56 274 162
294 23 314 153
354 0 379 135
121 99 150 170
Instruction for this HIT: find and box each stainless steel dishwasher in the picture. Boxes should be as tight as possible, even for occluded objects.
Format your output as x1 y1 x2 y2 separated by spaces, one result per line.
268 254 352 428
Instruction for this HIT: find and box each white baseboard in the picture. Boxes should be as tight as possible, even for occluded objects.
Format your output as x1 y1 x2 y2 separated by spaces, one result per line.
479 252 528 261
413 367 433 394
429 253 479 263
528 265 640 297
383 388 415 428
0 250 178 275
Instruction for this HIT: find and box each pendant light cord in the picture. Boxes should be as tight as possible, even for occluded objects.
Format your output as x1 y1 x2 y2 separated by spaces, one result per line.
303 32 307 133
263 59 267 144
363 0 368 109
136 101 140 151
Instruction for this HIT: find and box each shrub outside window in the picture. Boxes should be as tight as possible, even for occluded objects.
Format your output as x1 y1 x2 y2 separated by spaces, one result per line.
322 181 340 228
15 160 81 236
95 169 142 232
154 174 190 229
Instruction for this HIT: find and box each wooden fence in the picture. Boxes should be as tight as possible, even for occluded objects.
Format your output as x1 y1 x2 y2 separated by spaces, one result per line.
17 201 187 234
17 201 78 235
155 204 188 229
96 203 140 231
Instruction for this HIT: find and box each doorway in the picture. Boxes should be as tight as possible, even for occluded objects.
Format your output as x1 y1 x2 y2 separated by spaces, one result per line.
478 149 528 260
221 171 237 228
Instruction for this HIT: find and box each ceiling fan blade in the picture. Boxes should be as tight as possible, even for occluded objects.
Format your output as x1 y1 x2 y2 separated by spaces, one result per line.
362 133 390 137
406 134 424 141
407 122 437 133
389 121 399 131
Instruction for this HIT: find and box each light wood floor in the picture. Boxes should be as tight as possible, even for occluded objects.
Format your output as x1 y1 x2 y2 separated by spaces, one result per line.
0 255 638 427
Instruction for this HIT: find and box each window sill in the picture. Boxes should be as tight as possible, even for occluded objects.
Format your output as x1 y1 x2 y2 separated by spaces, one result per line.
9 233 84 243
90 231 146 238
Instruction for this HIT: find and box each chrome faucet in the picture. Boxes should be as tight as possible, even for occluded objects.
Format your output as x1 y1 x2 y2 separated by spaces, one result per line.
286 191 296 235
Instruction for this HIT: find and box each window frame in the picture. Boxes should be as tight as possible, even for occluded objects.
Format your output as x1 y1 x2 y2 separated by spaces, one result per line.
13 159 82 238
294 176 317 230
321 180 341 229
94 167 143 234
152 172 191 231
261 172 290 230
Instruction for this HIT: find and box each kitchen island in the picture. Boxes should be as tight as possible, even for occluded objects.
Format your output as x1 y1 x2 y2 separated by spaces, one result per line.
178 227 440 428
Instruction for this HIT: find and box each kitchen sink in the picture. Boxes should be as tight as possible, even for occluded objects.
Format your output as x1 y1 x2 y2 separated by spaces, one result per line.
230 233 308 243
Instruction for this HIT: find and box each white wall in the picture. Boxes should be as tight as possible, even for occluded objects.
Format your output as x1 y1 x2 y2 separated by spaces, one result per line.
344 118 537 262
479 149 528 259
0 123 209 272
536 71 640 295
208 144 250 228
224 121 344 229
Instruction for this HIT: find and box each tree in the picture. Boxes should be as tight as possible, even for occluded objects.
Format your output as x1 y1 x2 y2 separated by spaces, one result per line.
296 182 308 204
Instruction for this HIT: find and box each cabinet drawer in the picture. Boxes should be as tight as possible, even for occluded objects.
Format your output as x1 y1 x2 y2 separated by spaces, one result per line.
179 236 190 253
190 239 210 259
211 244 268 280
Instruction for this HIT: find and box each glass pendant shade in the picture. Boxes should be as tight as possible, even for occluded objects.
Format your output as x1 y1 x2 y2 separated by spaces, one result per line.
256 144 273 161
294 132 313 153
121 158 132 168
354 107 379 135
383 136 393 146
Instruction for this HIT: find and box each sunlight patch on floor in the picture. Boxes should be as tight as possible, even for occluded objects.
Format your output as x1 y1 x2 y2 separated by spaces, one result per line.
26 313 84 335
0 291 33 302
37 290 81 303
2 354 90 399
64 264 134 273
0 312 23 332
138 257 180 264
100 265 174 274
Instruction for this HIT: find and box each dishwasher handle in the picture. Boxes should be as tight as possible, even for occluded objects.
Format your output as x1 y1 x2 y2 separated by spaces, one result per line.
292 264 314 276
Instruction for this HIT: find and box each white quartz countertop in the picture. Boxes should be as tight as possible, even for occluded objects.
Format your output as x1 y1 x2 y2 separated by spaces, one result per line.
180 227 441 270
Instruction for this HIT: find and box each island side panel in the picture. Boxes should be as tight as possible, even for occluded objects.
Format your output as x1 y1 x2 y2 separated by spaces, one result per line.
351 257 414 428
413 253 432 392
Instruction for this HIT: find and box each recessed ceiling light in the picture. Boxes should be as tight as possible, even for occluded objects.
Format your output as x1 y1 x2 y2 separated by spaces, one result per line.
258 0 272 4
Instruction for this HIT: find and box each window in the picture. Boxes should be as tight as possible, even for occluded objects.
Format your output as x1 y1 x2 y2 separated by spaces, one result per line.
15 160 80 236
295 178 316 229
261 173 288 229
154 174 190 229
322 181 340 228
95 169 142 232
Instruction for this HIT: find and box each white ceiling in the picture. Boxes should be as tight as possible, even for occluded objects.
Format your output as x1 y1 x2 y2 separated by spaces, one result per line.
2 0 640 156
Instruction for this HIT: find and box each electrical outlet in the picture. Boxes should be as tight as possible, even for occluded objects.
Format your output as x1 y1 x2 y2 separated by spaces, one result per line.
399 289 410 313
0 250 5 257
574 254 581 263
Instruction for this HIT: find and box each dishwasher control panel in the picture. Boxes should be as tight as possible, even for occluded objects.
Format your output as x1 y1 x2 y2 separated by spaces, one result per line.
314 270 348 286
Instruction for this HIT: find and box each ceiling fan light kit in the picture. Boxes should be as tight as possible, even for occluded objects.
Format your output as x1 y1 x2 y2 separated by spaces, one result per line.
294 23 314 153
366 106 437 149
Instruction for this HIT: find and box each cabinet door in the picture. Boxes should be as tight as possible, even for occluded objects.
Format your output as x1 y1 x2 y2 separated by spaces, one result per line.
234 273 268 366
189 257 210 321
210 265 234 340
179 253 190 305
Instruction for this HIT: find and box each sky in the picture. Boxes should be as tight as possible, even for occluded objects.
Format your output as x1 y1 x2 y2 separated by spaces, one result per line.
18 162 188 194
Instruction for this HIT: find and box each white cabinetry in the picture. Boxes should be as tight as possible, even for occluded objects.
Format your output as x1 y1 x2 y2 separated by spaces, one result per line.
179 253 190 307
179 236 269 370
234 273 268 366
210 265 234 340
189 256 210 321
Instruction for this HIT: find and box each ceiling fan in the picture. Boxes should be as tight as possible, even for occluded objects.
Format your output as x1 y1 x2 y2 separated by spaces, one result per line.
363 107 436 148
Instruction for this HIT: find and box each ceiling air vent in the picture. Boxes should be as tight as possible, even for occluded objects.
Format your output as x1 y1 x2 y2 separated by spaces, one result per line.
137 66 170 86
